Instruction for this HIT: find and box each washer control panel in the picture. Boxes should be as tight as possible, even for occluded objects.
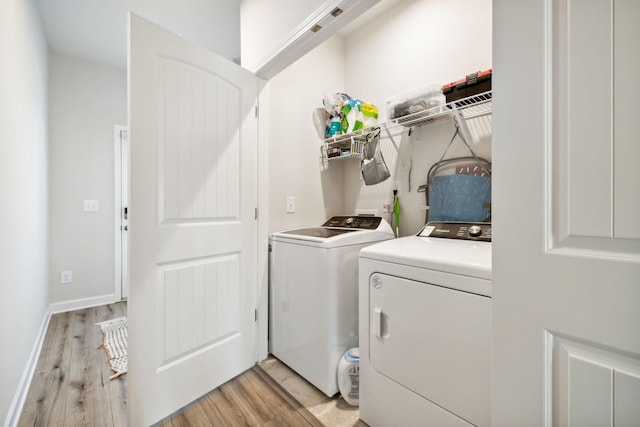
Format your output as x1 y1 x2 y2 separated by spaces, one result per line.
322 216 382 230
419 221 492 242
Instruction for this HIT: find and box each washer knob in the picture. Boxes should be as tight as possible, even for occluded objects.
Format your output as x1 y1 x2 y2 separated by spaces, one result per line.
468 225 482 237
345 217 354 226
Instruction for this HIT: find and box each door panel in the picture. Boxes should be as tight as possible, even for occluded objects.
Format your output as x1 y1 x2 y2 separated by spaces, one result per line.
613 0 640 238
159 57 240 221
161 255 240 362
553 334 640 426
492 0 640 425
554 0 640 248
128 13 257 426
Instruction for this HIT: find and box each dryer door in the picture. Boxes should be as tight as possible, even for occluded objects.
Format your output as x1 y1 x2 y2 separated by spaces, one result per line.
369 273 491 427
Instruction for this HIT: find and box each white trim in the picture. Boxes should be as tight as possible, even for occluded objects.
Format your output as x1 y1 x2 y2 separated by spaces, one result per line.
543 330 555 427
543 0 554 253
49 294 119 314
252 0 379 79
114 124 127 301
4 308 52 427
256 79 269 361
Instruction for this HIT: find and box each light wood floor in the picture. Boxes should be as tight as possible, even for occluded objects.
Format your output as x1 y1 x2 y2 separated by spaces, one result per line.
18 302 324 427
155 367 323 427
19 302 128 426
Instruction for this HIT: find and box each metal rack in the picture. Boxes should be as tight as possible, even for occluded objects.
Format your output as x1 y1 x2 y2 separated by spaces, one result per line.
322 90 492 160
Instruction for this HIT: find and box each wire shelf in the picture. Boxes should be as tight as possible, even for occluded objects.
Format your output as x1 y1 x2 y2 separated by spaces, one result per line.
322 90 492 160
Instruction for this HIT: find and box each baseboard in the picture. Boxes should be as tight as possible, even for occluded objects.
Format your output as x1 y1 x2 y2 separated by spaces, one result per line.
49 293 120 314
4 307 52 427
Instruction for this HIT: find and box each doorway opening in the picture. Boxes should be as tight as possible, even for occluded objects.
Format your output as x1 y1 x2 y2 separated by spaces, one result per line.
114 124 129 300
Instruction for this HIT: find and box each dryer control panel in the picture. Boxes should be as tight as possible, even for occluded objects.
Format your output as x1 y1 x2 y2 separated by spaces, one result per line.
419 221 492 242
323 216 383 230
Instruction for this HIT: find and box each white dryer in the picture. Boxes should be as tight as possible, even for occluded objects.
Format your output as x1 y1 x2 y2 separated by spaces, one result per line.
359 222 492 427
269 216 394 397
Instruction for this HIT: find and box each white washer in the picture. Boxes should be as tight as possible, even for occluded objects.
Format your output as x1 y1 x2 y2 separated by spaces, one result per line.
359 222 492 427
269 216 394 397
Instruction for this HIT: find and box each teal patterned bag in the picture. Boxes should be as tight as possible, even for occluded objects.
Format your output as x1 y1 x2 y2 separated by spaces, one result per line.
424 126 492 223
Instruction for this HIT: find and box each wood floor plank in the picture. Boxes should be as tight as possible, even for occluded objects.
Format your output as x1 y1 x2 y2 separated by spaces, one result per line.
181 368 320 427
262 412 315 427
65 308 113 425
217 374 274 426
18 311 74 427
198 386 245 426
252 366 325 427
232 370 280 422
161 414 188 427
100 302 126 320
17 315 58 426
171 400 214 427
195 390 234 427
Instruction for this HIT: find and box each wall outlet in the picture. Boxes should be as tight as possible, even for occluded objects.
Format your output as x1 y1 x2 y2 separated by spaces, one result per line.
61 271 73 284
393 181 401 197
286 196 296 214
84 199 99 212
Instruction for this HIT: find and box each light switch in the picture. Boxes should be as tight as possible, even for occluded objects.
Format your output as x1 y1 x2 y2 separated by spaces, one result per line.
286 196 296 214
84 200 99 212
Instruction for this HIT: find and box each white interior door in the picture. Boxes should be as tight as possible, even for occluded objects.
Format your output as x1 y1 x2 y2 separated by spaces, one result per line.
127 13 258 426
493 1 640 425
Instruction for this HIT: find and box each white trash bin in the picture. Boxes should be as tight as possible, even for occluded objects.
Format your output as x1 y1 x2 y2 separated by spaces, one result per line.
338 347 360 406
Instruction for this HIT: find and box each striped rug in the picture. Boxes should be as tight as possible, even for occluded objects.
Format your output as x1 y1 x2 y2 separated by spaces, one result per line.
96 316 128 379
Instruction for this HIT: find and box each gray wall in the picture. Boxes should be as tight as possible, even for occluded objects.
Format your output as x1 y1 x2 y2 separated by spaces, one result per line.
0 0 49 423
48 53 126 304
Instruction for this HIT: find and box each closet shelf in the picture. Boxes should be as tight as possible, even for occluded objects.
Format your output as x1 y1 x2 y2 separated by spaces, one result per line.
322 90 492 160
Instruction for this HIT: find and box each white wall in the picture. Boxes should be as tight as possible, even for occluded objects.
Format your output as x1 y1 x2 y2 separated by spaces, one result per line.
267 0 492 234
268 36 347 233
240 0 381 78
0 0 49 423
342 0 492 235
241 0 329 71
48 53 126 304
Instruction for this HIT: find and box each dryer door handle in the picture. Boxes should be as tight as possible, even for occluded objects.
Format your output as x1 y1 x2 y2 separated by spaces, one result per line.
373 307 383 339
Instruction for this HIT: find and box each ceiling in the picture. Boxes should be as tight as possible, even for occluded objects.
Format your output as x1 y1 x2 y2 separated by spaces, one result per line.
36 0 241 70
35 0 403 73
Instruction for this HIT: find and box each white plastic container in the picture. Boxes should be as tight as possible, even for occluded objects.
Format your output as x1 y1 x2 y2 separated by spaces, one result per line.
338 347 360 406
385 83 445 120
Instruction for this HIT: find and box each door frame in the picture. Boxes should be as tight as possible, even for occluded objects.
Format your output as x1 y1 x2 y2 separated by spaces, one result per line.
256 81 269 361
113 124 128 301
